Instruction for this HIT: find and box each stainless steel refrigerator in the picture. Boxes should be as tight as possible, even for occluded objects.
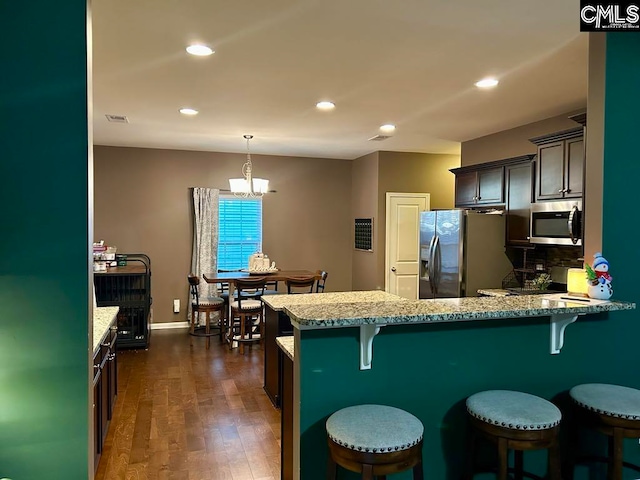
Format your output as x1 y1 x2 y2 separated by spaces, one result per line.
419 210 513 299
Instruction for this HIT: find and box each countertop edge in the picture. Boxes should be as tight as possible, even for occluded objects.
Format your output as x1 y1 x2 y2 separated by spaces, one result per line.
93 306 119 354
262 290 405 311
284 299 636 329
276 336 294 361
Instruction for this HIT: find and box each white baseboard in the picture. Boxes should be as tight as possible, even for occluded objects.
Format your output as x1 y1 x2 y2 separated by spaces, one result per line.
150 321 190 330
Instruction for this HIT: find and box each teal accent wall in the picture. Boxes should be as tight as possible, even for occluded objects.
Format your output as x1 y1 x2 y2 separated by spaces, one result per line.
602 33 640 301
299 313 639 479
298 32 640 480
0 1 91 478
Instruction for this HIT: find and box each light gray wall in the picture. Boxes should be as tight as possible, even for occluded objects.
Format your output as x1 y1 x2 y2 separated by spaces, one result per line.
351 152 380 291
461 110 585 167
94 146 353 323
584 33 605 261
375 151 459 288
350 151 460 291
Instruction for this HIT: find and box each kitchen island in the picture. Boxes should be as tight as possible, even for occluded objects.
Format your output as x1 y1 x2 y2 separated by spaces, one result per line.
262 291 404 407
273 293 635 480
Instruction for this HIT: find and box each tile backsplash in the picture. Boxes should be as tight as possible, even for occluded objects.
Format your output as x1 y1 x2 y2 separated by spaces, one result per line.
504 245 582 289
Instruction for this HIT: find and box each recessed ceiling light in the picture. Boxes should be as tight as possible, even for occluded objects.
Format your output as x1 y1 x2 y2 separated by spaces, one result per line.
316 101 335 110
179 108 199 115
474 78 499 88
186 44 214 56
380 124 396 133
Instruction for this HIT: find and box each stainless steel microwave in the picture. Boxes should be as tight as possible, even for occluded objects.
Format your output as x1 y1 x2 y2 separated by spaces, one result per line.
529 200 582 246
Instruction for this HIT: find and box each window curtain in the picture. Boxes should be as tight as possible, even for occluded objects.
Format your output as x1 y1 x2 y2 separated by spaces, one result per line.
189 187 219 324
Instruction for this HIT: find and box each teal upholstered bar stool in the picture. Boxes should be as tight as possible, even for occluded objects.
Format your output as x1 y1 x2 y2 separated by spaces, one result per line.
464 390 562 480
568 383 640 480
326 404 424 479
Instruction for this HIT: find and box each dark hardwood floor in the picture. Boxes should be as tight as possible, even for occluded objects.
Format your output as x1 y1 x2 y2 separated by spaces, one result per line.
96 329 281 480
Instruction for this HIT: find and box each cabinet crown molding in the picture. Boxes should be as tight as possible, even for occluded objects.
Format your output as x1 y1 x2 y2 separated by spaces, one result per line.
568 112 587 127
450 154 535 175
529 127 583 146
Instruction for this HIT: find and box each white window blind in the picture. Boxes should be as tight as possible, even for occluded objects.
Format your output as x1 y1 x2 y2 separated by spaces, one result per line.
218 196 262 271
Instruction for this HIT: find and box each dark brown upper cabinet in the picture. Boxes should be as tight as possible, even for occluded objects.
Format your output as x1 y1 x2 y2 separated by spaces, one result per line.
451 166 504 207
530 128 584 201
505 159 535 246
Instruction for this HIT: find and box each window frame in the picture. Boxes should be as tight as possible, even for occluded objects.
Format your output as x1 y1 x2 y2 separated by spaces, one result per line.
217 194 263 271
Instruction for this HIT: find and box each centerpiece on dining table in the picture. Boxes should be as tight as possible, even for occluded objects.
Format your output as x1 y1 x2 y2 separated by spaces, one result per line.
245 252 279 274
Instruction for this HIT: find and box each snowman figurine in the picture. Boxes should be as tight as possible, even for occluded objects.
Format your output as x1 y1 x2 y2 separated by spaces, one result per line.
587 252 613 300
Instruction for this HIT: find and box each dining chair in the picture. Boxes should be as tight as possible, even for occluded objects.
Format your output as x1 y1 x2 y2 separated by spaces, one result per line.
262 279 280 296
285 276 316 294
230 276 267 354
215 269 239 314
187 274 226 349
315 270 328 293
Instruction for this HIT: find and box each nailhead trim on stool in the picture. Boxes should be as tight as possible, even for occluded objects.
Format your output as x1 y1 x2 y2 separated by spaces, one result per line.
230 299 262 310
464 390 563 480
194 297 225 307
570 383 640 420
466 390 562 430
326 404 423 453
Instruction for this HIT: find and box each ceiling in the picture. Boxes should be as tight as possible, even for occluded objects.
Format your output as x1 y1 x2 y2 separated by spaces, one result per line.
92 0 588 160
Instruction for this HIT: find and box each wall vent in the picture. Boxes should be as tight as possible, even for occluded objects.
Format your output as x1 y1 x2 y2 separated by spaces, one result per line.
105 114 129 123
368 134 391 141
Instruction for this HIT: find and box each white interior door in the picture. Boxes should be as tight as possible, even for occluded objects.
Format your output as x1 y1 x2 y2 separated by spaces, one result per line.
385 193 430 299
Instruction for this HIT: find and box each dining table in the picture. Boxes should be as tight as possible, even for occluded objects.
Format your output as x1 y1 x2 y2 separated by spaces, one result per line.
202 269 321 335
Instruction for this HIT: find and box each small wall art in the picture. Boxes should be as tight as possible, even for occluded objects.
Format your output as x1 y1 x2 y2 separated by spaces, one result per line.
354 218 373 252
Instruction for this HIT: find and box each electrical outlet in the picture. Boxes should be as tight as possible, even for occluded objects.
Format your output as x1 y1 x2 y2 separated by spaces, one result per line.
173 299 180 313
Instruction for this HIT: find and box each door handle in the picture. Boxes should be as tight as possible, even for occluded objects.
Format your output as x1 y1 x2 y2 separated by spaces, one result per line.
433 236 441 294
568 205 579 245
391 267 396 272
429 236 440 297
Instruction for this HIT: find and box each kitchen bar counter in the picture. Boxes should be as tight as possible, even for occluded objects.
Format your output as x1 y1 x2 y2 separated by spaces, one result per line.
284 295 634 329
261 290 404 311
281 292 636 479
93 306 119 354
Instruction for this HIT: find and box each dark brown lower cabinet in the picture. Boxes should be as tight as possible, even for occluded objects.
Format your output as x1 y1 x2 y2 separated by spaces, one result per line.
280 349 294 480
264 306 293 407
93 325 118 470
99 351 109 446
106 326 118 418
93 366 101 468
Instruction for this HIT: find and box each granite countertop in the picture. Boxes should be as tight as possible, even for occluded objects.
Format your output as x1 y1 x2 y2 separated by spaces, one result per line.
93 306 119 353
477 289 514 297
262 290 405 311
276 336 294 361
283 295 635 329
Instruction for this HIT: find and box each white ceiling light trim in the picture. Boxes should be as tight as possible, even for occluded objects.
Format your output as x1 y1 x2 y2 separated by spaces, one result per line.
229 135 269 197
474 78 499 88
379 124 396 133
316 101 335 110
186 44 214 56
179 108 199 115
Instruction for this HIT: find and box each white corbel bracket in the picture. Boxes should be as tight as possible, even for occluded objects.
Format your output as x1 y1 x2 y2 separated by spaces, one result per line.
360 324 386 370
550 313 580 354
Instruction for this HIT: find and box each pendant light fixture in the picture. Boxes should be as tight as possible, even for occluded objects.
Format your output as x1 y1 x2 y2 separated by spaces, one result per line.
229 134 269 197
